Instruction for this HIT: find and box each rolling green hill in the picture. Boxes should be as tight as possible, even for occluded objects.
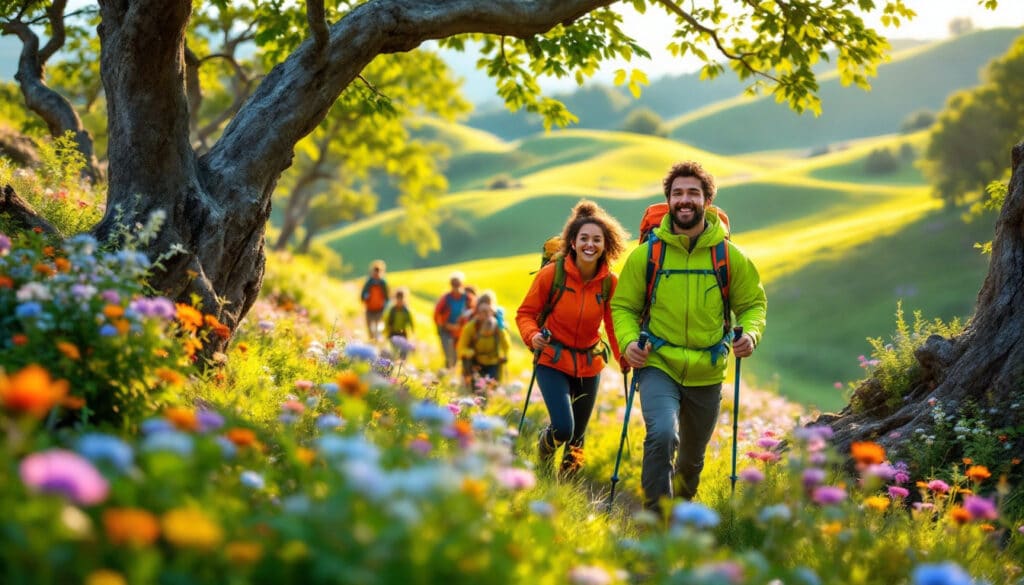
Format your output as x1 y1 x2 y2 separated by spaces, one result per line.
668 27 1022 154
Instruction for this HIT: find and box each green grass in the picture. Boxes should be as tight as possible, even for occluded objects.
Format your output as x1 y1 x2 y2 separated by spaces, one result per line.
668 28 1023 154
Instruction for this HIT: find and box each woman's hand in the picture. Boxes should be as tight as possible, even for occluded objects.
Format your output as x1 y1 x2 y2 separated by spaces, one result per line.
530 332 550 351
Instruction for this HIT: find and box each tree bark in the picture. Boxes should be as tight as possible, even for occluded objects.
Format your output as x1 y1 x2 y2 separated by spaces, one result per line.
815 140 1024 462
0 185 60 236
88 0 614 349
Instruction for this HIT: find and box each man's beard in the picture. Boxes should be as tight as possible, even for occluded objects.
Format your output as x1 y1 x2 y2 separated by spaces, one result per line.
670 203 705 231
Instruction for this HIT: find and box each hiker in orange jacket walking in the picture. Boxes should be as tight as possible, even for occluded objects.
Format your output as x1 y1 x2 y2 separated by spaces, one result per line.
360 260 389 342
434 271 475 370
516 200 629 477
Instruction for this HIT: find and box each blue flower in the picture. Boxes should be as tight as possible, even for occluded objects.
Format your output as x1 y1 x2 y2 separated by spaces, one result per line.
671 501 720 529
140 417 174 435
140 431 194 456
76 433 134 473
240 470 265 490
316 414 343 430
15 302 43 319
99 324 118 337
411 400 454 425
912 562 973 585
343 341 378 361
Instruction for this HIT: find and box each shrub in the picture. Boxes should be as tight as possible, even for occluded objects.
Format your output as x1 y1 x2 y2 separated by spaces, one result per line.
864 147 900 175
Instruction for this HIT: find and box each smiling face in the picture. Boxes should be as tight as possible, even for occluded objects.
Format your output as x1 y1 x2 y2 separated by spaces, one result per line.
573 222 606 264
667 175 708 233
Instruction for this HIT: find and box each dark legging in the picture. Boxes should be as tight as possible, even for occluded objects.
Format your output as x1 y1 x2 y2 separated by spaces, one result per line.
536 364 599 445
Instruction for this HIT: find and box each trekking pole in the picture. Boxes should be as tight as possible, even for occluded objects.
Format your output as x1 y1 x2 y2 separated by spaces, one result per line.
516 328 551 438
729 326 744 497
607 332 648 514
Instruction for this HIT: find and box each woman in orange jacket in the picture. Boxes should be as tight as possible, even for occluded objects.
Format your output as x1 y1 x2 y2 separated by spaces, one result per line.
516 200 629 476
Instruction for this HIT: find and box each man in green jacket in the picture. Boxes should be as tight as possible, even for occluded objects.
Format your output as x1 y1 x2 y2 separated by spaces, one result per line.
612 161 767 511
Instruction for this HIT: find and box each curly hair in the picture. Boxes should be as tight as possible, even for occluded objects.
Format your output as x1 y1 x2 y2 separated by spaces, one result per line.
661 161 717 205
559 199 630 265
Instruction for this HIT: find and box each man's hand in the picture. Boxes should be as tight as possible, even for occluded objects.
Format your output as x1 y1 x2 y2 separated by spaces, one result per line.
623 340 650 369
733 333 755 358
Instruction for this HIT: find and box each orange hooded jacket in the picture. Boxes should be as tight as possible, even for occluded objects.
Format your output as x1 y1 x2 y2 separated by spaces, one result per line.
516 257 621 378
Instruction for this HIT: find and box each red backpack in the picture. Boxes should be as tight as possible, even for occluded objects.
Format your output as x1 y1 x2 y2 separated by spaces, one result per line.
638 202 732 338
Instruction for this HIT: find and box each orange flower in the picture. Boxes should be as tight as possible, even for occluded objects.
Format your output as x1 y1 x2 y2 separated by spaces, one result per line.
165 407 199 432
113 319 131 335
61 395 86 410
950 507 971 525
103 304 124 319
965 465 991 482
225 541 264 565
56 341 81 360
820 521 842 536
0 275 14 288
226 427 258 448
175 304 204 332
11 334 28 346
1013 458 1021 466
235 342 249 354
54 257 71 272
461 477 487 504
155 367 185 386
182 337 203 359
850 441 886 465
295 447 316 465
0 364 69 418
42 245 55 257
204 314 231 339
962 458 973 465
33 263 54 277
337 371 367 398
103 507 160 546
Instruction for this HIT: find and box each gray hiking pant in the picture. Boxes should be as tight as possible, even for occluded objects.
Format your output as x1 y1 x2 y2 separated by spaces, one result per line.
637 367 722 509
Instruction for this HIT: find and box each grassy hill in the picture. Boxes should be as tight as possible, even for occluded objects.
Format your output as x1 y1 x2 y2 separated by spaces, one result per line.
668 27 1022 154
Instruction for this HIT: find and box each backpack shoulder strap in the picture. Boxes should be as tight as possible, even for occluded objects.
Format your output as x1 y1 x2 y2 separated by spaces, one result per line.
710 239 732 335
641 234 667 328
599 274 612 305
537 257 568 329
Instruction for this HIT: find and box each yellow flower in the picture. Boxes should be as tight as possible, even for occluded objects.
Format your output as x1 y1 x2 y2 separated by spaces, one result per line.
226 541 264 565
295 447 317 465
0 364 69 418
85 569 127 585
820 521 842 537
161 508 223 550
864 495 890 512
103 507 160 546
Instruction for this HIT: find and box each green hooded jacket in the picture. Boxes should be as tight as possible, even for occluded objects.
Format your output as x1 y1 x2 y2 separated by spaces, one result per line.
611 211 767 386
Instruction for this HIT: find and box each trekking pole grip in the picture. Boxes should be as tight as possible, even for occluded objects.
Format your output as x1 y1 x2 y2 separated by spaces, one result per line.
637 332 649 351
732 326 743 342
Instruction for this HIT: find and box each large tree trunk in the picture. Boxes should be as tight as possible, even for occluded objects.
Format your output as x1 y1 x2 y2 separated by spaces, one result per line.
88 0 612 350
815 140 1024 461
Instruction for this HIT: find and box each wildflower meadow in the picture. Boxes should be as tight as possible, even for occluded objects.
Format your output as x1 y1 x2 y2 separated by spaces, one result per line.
1 167 1023 585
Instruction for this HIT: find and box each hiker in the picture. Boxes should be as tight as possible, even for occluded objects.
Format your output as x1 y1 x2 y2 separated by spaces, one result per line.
516 200 628 477
433 271 475 370
456 291 510 392
360 260 389 341
611 161 767 511
384 288 415 358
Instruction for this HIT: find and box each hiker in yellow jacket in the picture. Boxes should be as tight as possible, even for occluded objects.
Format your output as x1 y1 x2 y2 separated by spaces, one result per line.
457 291 510 392
612 161 767 511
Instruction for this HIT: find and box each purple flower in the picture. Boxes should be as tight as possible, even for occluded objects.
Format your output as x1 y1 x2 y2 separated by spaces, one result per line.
391 335 415 354
865 462 897 481
887 485 910 499
20 449 109 505
892 461 911 484
196 409 225 433
795 425 834 442
911 562 973 585
100 289 120 304
802 467 826 489
756 436 781 449
963 496 998 521
811 485 847 506
129 297 176 320
739 467 764 483
0 233 11 255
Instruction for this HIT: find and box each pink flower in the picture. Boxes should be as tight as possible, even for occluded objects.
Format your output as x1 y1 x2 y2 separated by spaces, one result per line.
567 565 612 585
495 467 536 491
756 437 781 450
294 380 314 391
811 485 847 505
281 400 305 414
927 479 950 494
887 485 910 499
913 502 935 512
833 381 843 390
20 449 109 505
739 467 764 483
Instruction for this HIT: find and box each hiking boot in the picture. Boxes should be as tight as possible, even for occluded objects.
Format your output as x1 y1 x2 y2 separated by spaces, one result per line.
537 426 559 475
560 441 585 478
